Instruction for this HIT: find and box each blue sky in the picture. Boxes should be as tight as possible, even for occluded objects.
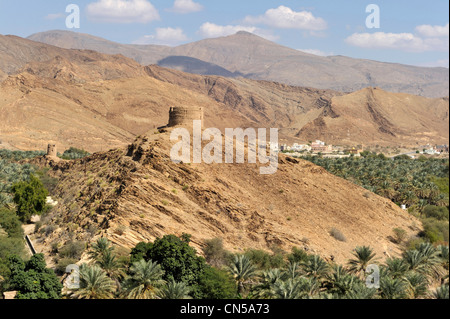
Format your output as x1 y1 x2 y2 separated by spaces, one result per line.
0 0 448 67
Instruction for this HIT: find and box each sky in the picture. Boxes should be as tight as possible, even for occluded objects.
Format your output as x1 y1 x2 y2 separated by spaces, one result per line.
0 0 448 67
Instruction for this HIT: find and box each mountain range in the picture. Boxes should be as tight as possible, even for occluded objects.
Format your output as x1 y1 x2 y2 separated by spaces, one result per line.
0 33 448 152
27 30 449 98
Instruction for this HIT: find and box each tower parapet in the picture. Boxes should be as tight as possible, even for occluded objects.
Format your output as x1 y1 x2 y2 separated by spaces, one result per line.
168 106 204 128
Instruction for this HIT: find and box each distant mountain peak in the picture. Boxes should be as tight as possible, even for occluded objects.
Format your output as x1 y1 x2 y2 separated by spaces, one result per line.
235 31 256 36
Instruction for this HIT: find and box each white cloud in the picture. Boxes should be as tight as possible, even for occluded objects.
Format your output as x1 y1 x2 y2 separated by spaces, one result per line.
416 23 449 38
198 22 278 41
243 6 327 31
87 0 160 23
170 0 203 14
297 49 333 57
133 27 188 45
345 32 449 52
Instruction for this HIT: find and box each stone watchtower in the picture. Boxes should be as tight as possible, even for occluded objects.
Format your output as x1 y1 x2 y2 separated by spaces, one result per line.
168 106 204 128
47 144 57 157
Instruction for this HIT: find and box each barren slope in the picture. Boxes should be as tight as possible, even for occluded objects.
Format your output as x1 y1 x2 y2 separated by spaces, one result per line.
297 87 450 146
36 130 420 264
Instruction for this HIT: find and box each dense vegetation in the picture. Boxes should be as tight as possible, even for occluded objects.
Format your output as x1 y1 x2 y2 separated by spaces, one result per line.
303 154 449 245
56 234 449 299
0 149 81 298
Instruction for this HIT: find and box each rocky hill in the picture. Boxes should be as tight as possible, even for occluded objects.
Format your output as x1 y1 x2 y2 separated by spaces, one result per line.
33 130 420 264
28 30 449 98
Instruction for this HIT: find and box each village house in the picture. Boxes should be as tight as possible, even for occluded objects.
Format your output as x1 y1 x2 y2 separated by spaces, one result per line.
311 140 333 153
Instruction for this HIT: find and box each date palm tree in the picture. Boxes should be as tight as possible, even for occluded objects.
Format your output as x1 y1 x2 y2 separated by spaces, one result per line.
89 237 114 262
325 265 356 296
344 281 377 300
432 284 449 299
272 277 314 299
404 243 445 281
384 257 409 279
123 259 166 299
404 272 428 299
96 250 125 290
283 261 301 281
252 268 284 299
302 255 329 280
69 264 116 299
348 246 377 277
380 276 407 299
158 279 191 299
228 255 258 295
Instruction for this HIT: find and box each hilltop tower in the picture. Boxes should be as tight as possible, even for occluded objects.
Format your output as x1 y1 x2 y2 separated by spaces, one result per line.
168 106 204 128
47 144 57 157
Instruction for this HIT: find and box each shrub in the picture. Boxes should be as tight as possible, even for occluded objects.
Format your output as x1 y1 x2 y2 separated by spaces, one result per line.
202 238 231 267
423 205 449 221
8 254 62 299
41 224 56 236
287 247 309 264
405 237 427 251
392 228 407 244
55 258 78 275
422 218 449 243
34 221 43 233
244 248 285 270
58 241 86 260
60 147 90 160
0 208 23 238
330 228 347 242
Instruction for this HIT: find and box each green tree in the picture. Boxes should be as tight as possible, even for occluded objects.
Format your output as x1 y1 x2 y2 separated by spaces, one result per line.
158 279 191 299
9 254 62 299
123 259 166 299
69 264 115 299
348 246 377 277
129 242 153 264
192 266 237 299
404 272 428 299
228 255 258 295
432 284 449 299
302 255 330 280
380 277 407 299
11 174 48 223
96 250 125 289
88 237 114 262
146 235 205 286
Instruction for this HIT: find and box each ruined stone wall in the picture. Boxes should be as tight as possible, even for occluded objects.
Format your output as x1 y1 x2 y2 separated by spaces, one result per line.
168 107 204 127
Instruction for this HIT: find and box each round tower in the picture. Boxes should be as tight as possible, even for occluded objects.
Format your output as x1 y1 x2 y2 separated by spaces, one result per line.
47 144 57 157
168 106 204 128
